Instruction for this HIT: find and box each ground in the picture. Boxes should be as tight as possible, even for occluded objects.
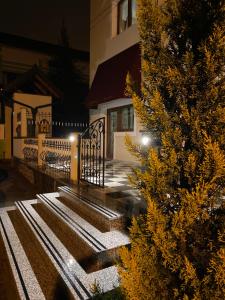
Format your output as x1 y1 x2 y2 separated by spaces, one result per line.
0 161 38 208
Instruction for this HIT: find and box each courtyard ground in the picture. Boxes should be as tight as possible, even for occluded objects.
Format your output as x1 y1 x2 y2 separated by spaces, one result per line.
0 161 39 208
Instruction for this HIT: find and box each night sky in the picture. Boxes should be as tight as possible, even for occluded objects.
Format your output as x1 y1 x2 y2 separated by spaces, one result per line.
0 0 90 51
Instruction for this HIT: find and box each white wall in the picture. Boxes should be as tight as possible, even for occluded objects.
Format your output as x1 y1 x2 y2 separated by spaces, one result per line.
90 98 142 162
90 0 139 85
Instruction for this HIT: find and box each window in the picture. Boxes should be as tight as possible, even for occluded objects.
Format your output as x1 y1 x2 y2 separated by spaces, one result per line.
118 0 136 34
108 105 134 132
121 106 134 131
131 0 136 24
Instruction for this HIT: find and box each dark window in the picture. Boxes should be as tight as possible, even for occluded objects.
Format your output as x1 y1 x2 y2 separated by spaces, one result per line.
0 99 5 124
39 119 50 134
118 0 136 34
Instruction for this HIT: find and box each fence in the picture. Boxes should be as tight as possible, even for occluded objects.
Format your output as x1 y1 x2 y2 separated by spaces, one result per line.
23 138 38 162
13 133 79 181
26 111 89 137
40 138 71 178
14 109 88 138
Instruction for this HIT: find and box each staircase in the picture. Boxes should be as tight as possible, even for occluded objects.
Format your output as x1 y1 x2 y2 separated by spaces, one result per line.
0 185 130 300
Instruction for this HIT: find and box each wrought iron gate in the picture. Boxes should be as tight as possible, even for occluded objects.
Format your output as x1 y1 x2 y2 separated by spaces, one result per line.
78 117 105 187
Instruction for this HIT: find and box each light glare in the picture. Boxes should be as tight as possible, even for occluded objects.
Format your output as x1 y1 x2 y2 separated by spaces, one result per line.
69 135 75 142
142 136 151 146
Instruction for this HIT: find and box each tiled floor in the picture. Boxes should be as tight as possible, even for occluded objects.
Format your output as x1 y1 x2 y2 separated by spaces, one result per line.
104 160 141 199
81 160 141 198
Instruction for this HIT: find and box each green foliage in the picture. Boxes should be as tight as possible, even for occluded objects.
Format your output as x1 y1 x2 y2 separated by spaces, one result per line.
91 281 124 300
119 0 225 299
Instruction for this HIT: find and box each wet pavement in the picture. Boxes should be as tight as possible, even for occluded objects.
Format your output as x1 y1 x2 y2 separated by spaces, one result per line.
0 162 38 208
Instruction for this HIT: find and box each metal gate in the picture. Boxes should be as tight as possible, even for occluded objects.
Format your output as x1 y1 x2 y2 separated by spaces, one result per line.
78 117 105 187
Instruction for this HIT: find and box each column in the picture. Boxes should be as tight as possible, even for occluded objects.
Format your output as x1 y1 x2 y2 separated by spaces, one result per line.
70 133 79 183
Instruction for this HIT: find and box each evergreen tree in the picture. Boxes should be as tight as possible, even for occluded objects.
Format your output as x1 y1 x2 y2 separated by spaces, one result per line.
119 0 225 299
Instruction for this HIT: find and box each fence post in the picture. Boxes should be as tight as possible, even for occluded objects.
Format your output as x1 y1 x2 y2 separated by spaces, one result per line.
70 133 79 183
21 108 27 137
38 133 45 167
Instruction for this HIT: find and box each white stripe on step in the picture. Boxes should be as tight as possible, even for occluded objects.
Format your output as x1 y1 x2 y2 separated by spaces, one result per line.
17 199 120 296
38 192 130 250
0 208 45 300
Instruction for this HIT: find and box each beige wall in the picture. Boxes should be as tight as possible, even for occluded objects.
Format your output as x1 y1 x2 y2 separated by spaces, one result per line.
13 93 52 138
5 106 12 159
0 124 4 140
13 93 52 108
13 138 24 159
90 0 139 85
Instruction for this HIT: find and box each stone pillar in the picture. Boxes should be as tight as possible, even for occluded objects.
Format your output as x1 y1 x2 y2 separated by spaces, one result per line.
38 133 45 167
70 133 79 183
21 108 27 137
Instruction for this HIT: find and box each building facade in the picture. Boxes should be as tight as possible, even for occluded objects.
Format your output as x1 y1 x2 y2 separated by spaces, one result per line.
86 0 142 162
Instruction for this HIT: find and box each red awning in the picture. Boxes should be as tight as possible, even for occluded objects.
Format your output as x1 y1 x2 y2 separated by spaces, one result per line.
86 43 141 108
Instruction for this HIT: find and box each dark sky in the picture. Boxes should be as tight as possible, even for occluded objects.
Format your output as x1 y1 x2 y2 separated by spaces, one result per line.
0 0 90 51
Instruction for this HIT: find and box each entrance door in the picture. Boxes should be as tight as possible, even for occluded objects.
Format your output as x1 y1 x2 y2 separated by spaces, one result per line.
107 110 118 159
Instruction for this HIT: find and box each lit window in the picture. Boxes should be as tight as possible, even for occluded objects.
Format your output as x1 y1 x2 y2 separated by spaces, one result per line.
131 0 136 24
118 0 136 34
118 0 129 33
121 106 134 131
108 105 134 132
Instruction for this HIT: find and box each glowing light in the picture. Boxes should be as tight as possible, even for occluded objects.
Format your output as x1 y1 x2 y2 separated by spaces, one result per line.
142 135 151 146
69 135 75 142
67 258 74 267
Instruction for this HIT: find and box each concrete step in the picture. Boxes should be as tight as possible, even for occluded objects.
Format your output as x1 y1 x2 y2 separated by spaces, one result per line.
58 186 125 231
37 192 130 253
77 182 146 217
32 201 113 274
16 199 122 299
0 206 45 300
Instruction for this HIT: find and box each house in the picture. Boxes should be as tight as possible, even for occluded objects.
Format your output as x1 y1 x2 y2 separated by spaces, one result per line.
86 0 142 162
0 66 62 159
0 32 90 159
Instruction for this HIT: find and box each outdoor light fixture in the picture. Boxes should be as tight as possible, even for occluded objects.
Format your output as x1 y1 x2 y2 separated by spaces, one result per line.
69 135 75 142
141 135 151 146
